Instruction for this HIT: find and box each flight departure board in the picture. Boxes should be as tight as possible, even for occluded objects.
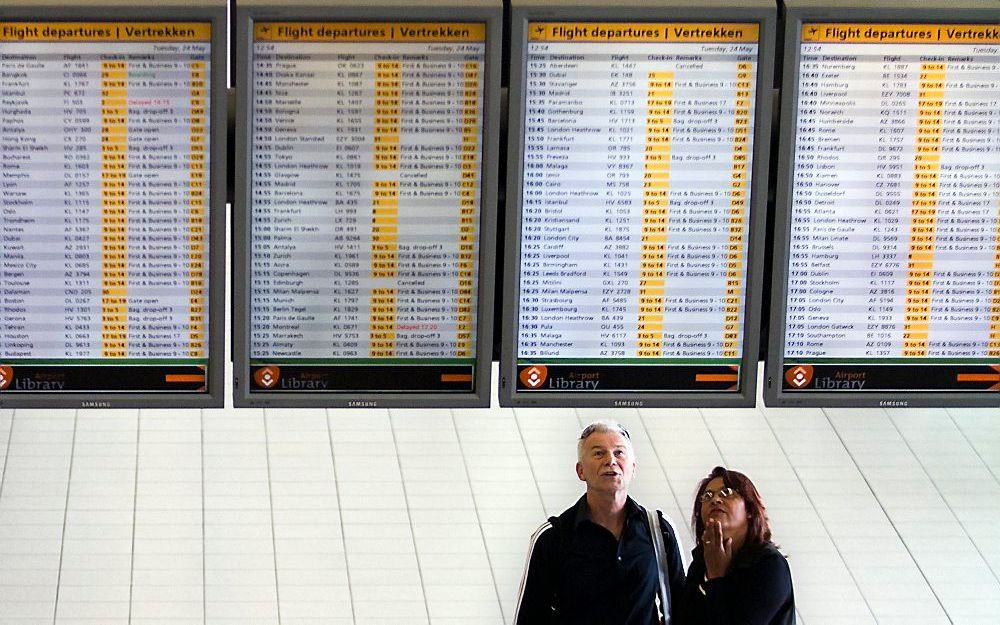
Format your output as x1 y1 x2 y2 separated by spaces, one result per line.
0 7 226 407
234 1 500 407
501 1 774 407
767 1 1000 407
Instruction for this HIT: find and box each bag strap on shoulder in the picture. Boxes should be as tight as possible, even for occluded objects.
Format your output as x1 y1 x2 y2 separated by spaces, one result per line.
647 508 671 625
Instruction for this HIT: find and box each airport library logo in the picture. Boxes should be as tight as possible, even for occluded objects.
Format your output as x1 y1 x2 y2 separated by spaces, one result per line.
520 366 601 390
0 369 64 391
519 365 547 389
786 365 868 390
785 365 813 389
254 366 280 389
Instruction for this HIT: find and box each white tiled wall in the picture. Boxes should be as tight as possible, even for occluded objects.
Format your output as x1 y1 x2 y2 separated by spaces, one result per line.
0 370 998 624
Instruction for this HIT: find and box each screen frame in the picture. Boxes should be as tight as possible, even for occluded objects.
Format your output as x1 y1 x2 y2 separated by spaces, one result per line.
233 1 502 408
0 1 228 409
499 1 776 407
764 2 1000 408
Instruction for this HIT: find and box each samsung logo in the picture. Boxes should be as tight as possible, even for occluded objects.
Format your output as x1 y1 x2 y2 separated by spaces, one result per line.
879 400 908 408
81 401 112 408
348 401 378 408
613 400 644 407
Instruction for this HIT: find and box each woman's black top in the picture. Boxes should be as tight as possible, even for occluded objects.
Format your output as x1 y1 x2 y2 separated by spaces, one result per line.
680 541 794 625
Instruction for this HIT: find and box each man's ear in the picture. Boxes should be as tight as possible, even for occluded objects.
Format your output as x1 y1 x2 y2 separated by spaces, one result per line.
576 462 585 481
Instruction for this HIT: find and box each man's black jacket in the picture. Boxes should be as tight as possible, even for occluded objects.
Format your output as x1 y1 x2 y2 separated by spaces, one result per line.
515 495 686 625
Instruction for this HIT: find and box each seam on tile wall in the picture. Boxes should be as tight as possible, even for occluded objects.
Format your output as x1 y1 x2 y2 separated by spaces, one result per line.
127 411 141 625
696 407 727 490
822 408 955 625
450 408 506 622
53 410 80 625
633 410 688 546
948 410 1000 487
262 410 283 625
760 409 877 624
325 409 356 623
886 412 1000 587
388 408 432 624
0 410 15 505
510 409 547 516
201 408 207 625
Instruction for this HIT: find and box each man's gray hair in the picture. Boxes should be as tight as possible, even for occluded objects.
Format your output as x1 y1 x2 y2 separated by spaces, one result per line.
577 420 634 462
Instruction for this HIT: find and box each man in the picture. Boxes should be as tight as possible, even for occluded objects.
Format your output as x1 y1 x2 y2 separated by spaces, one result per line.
515 420 686 624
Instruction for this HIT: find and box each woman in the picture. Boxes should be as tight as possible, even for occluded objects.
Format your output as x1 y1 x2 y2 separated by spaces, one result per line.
680 466 794 624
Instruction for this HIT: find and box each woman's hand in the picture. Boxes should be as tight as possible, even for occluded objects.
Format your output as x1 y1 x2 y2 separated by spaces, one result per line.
701 518 733 579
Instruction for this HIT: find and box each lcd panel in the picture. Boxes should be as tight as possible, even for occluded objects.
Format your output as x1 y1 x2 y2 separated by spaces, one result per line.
235 1 500 406
502 2 774 407
0 16 222 405
767 3 1000 406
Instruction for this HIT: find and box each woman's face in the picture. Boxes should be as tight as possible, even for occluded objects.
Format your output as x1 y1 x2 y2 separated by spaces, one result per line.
700 476 748 535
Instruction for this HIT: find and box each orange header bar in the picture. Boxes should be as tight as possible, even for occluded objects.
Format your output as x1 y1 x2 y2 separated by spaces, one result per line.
529 22 759 43
0 22 210 42
254 22 486 42
802 23 1000 44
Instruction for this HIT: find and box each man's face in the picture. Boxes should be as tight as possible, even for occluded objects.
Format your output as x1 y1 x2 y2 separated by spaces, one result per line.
576 430 636 496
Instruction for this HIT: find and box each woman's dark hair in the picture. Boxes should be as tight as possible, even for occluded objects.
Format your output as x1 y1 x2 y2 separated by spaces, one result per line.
692 466 772 548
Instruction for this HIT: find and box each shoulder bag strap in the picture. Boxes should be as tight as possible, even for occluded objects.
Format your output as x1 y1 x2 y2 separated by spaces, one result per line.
647 508 671 625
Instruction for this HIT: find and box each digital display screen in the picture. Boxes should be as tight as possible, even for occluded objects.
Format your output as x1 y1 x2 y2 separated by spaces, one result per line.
0 21 211 395
514 22 759 394
780 23 1000 394
248 22 485 394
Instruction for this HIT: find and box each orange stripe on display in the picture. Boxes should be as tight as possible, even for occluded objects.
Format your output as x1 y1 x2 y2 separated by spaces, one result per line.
957 367 1000 390
441 374 472 383
956 374 1000 382
695 374 738 383
166 374 206 383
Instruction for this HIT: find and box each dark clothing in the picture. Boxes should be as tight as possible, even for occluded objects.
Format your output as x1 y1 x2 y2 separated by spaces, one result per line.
515 495 686 625
681 542 794 625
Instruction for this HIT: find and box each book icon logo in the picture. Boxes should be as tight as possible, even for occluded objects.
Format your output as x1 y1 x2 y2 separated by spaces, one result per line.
254 366 280 389
519 365 547 389
785 365 813 389
0 366 11 390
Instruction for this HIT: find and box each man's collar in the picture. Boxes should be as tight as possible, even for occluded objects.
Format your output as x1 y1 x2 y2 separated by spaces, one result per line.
573 493 643 528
